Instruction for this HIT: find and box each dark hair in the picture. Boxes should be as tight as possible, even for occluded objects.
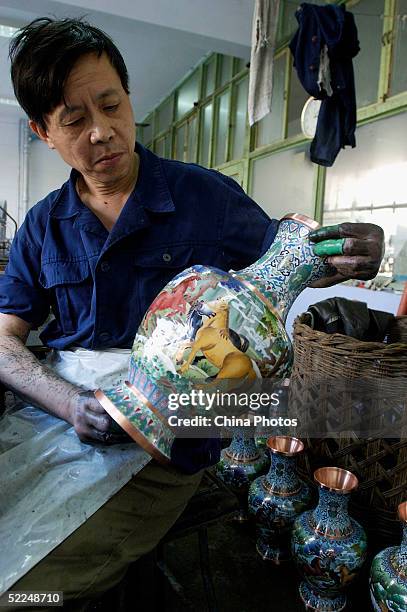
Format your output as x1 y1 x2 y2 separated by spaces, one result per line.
9 17 130 130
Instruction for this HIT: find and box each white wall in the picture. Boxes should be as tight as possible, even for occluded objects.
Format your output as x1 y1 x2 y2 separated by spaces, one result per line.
28 139 70 209
0 111 20 232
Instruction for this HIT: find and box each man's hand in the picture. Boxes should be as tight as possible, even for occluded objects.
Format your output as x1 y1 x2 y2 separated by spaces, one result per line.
67 390 127 445
309 222 384 288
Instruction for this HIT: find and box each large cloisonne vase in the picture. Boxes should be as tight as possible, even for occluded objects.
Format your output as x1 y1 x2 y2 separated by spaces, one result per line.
95 213 331 464
370 501 407 612
215 432 270 521
291 467 368 612
248 436 312 563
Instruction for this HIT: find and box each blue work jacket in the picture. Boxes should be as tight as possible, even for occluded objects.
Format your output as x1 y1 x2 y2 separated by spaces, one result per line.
290 3 360 166
0 143 277 348
0 143 277 474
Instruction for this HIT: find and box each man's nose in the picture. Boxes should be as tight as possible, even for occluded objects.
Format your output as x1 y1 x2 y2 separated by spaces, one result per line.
90 114 114 144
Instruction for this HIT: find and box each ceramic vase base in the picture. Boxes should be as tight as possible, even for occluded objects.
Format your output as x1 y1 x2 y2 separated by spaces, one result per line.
256 539 291 564
299 582 346 612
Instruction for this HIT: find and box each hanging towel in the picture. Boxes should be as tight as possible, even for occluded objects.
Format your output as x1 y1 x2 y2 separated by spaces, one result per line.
248 0 280 126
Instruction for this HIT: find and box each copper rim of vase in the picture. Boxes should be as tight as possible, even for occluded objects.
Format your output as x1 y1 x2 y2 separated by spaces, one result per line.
281 213 321 230
94 389 171 465
314 467 358 494
398 501 407 522
267 435 304 456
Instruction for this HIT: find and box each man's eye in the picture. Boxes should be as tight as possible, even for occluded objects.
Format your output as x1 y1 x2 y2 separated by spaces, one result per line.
64 118 83 127
105 104 119 111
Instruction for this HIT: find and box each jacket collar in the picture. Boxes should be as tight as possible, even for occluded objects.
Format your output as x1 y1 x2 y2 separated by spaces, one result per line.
48 142 175 220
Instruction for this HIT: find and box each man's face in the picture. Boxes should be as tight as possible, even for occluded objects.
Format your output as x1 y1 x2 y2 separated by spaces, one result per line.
30 52 136 185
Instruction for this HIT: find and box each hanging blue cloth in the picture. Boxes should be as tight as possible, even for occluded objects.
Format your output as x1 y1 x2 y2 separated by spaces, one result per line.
289 3 360 166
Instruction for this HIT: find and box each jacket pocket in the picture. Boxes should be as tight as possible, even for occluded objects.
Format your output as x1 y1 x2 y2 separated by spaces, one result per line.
39 260 92 334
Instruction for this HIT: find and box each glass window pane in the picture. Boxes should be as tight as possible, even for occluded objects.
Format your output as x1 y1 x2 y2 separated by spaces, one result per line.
231 76 248 161
220 56 233 87
142 115 153 145
250 145 315 218
177 72 200 119
186 115 198 163
214 90 230 166
352 0 383 107
175 123 186 161
154 137 165 157
256 54 286 147
324 112 407 279
164 132 172 158
137 126 144 145
234 57 247 75
287 60 309 138
204 58 216 98
157 97 173 134
390 0 407 96
199 102 213 167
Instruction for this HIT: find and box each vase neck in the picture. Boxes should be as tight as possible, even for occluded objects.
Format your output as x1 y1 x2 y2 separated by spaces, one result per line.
236 217 332 322
227 433 259 461
311 487 353 539
264 453 301 495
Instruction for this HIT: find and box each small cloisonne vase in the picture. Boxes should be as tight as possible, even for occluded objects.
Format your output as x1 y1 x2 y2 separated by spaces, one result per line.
215 432 270 521
370 501 407 612
292 467 368 612
96 214 332 464
248 436 312 563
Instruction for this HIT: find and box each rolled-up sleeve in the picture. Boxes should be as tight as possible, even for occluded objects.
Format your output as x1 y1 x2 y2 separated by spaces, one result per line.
0 222 49 328
221 186 279 271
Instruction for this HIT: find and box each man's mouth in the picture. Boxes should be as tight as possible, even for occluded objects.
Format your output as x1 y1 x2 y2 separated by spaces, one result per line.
95 152 123 164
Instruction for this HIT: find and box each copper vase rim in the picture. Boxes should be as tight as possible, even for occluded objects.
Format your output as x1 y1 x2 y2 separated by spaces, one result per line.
267 435 304 456
281 213 321 230
398 501 407 522
314 467 358 493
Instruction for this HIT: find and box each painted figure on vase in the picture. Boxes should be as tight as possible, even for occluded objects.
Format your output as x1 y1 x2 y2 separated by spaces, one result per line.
96 214 333 464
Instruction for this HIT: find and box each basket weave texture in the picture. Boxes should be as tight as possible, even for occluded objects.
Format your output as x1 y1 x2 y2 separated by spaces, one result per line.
290 314 407 543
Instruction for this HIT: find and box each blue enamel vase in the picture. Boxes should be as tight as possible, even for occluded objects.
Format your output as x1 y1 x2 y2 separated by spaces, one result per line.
291 467 368 611
370 501 407 612
215 432 270 521
248 436 312 563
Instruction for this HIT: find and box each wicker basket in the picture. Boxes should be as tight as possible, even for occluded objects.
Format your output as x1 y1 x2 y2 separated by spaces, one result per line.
290 314 407 547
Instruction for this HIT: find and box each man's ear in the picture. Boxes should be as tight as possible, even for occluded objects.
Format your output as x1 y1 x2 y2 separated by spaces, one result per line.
28 120 55 149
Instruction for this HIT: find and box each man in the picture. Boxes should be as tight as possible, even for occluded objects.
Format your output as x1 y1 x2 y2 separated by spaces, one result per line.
0 17 383 608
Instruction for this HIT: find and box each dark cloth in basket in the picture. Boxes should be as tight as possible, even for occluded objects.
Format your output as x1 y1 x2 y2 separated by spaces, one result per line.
306 297 394 341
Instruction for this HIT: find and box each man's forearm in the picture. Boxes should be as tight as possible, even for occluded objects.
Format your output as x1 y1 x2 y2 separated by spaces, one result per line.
0 335 80 423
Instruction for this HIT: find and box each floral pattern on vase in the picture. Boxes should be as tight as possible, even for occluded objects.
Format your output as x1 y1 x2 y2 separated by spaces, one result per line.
370 501 407 612
291 467 368 612
215 432 270 521
96 214 332 464
248 436 312 563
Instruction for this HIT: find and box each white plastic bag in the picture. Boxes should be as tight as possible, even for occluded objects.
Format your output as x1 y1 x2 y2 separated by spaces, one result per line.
0 348 150 595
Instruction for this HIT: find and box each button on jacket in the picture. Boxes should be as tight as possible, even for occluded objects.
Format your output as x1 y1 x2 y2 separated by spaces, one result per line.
290 3 360 166
0 143 278 349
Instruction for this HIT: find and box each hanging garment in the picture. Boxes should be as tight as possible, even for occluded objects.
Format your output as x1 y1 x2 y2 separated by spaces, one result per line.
248 0 280 126
0 348 150 595
289 3 360 166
